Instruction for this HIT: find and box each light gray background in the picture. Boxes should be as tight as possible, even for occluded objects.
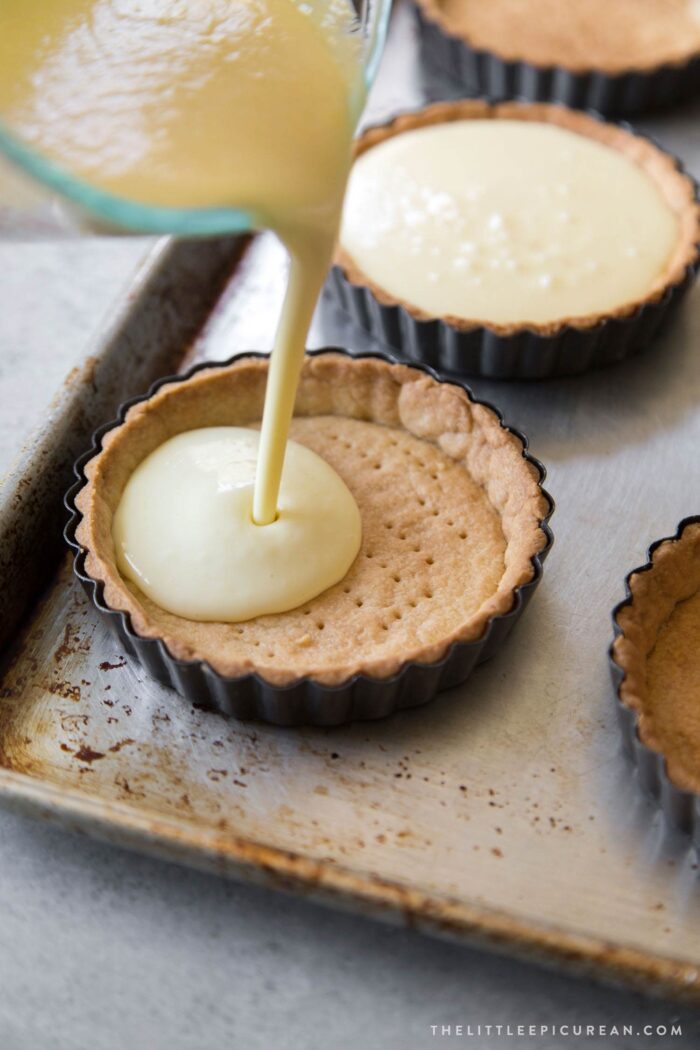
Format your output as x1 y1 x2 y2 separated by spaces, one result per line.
2 9 700 1048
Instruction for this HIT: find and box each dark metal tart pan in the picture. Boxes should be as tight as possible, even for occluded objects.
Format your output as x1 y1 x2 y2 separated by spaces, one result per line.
65 348 554 727
328 107 700 382
414 2 700 118
610 516 700 844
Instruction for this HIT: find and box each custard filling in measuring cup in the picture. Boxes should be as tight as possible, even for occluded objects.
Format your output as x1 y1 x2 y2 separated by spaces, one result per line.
0 0 368 620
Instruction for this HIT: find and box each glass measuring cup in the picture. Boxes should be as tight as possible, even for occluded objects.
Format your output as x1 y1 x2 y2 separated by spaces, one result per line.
0 0 391 238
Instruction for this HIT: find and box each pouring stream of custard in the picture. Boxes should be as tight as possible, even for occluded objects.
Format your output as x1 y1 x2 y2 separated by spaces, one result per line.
0 0 365 618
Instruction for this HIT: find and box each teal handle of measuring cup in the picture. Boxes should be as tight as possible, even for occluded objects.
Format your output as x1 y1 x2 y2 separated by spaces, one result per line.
0 0 392 238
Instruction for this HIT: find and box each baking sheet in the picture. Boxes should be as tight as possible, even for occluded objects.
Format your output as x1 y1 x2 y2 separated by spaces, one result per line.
0 234 244 651
2 3 700 1001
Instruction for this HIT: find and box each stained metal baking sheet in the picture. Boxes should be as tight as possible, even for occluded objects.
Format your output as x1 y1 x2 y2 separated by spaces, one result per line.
0 234 244 652
2 2 700 1003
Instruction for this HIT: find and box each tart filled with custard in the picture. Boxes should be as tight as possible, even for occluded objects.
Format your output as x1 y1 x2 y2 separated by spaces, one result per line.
73 353 550 694
333 100 700 375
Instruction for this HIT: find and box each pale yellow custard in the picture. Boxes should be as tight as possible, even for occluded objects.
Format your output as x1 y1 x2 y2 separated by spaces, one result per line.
340 120 680 325
0 0 361 219
0 1 366 621
113 428 361 622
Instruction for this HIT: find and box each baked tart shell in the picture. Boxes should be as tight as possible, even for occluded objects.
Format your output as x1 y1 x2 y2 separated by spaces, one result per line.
330 100 700 380
611 517 700 837
414 0 700 117
66 349 553 727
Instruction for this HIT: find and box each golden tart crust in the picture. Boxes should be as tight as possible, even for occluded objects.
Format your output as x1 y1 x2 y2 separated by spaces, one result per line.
75 354 549 687
613 522 700 795
335 100 700 339
414 0 700 75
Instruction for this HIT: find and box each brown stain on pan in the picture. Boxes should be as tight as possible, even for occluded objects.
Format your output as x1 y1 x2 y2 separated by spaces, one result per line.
0 560 107 780
74 746 105 764
0 576 255 827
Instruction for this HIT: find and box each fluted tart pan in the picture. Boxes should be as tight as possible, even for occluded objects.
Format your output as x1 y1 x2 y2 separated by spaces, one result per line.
65 349 554 727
